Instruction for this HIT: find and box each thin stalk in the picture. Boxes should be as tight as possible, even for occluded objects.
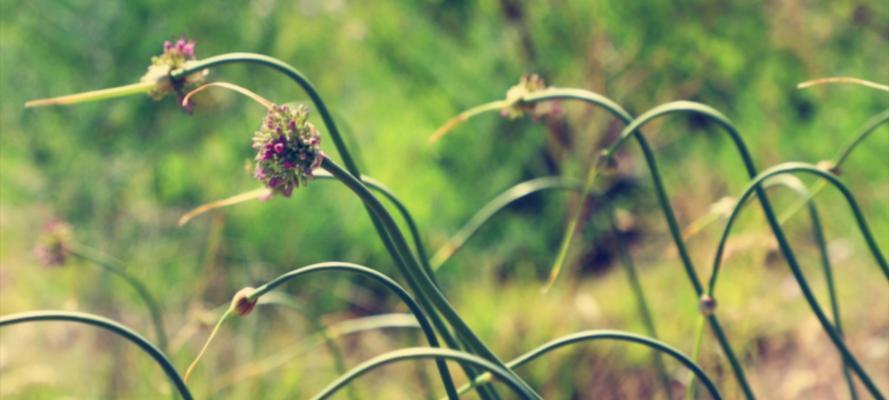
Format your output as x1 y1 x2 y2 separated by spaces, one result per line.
68 244 167 352
0 311 191 399
517 91 755 398
428 176 672 395
450 330 722 400
310 347 537 400
172 52 503 399
686 315 706 400
808 198 858 400
25 81 155 108
706 162 887 399
797 77 889 92
432 176 583 270
210 314 419 394
779 109 889 224
608 205 673 396
322 158 541 399
246 262 459 400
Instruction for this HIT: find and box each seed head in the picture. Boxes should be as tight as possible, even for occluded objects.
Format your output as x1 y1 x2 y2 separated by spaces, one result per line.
34 220 73 267
252 104 324 198
140 36 207 103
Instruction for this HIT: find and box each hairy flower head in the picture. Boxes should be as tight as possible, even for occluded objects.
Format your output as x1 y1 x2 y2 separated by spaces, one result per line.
34 220 73 267
140 37 207 103
252 104 324 197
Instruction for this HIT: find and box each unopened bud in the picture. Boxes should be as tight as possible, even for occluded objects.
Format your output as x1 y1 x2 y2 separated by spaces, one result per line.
231 287 258 316
699 294 717 315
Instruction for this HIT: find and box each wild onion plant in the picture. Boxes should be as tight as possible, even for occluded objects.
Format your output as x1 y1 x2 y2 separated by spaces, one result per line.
10 36 885 399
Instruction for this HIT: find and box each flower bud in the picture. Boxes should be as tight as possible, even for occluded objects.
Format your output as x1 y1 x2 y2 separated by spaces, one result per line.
252 104 324 197
231 287 258 316
699 294 717 316
33 220 73 267
140 36 207 102
501 73 549 120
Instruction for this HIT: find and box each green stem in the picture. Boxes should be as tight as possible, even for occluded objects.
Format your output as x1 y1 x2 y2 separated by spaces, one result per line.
706 162 887 399
429 175 673 395
247 262 459 399
311 348 537 400
778 109 889 224
173 52 501 399
608 205 673 396
807 199 858 400
521 91 755 398
0 311 191 399
453 330 722 399
686 315 707 400
323 158 541 399
68 244 167 352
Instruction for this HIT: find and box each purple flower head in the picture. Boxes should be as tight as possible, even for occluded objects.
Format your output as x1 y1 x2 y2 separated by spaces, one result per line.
251 104 324 198
140 36 207 104
33 220 73 267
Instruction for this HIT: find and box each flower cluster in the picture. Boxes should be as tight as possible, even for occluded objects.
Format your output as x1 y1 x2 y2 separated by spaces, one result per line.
33 220 73 267
252 104 324 197
501 73 556 120
140 37 207 105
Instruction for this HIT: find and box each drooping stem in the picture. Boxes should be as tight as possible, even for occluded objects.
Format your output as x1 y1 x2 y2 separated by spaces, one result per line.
0 311 191 399
68 244 168 353
428 175 672 395
706 162 887 399
322 158 541 399
450 330 722 400
172 52 504 399
245 262 459 399
310 347 537 400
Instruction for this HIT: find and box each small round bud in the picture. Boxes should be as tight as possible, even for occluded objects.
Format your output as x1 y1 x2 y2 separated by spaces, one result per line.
699 294 717 315
34 220 73 267
231 287 258 316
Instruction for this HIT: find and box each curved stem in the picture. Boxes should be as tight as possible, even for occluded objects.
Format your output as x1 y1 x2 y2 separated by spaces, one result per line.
519 91 755 398
454 330 722 400
428 175 672 394
0 311 191 399
706 162 887 398
247 262 458 399
322 158 541 399
432 176 583 270
67 244 168 353
173 52 503 399
779 109 889 223
310 347 537 400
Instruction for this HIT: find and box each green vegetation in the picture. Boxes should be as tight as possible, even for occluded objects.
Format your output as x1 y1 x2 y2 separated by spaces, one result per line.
1 1 887 399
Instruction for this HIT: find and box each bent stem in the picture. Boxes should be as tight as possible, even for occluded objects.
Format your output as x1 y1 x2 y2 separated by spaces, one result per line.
311 347 537 400
67 244 168 352
0 311 191 399
707 162 887 399
244 262 459 399
429 175 672 395
451 330 722 400
184 307 233 383
797 77 889 92
322 158 541 399
172 53 504 399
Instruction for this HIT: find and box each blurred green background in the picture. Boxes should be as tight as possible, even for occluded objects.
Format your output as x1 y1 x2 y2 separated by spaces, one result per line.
1 0 887 398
